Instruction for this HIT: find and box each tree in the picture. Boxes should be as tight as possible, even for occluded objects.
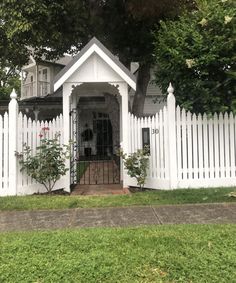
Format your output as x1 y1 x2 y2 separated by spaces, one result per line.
0 69 21 99
153 0 236 114
0 23 25 99
96 0 192 116
0 0 191 114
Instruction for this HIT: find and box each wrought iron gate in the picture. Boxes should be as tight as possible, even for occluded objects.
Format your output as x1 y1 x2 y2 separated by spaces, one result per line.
70 109 120 186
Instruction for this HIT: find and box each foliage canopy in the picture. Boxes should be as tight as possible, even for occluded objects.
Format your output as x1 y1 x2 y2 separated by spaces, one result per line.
0 0 191 111
153 0 236 114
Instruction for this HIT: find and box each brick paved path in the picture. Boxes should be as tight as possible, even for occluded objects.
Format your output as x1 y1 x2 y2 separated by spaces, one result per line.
0 203 235 232
79 160 120 185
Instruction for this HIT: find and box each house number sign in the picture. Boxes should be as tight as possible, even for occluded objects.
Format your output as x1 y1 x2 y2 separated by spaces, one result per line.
152 129 159 134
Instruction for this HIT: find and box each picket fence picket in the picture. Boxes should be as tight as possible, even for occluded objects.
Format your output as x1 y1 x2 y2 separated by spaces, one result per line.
3 112 9 190
176 106 181 179
229 113 235 177
219 113 225 178
192 114 198 179
198 113 204 179
213 113 219 179
155 112 160 179
0 115 3 189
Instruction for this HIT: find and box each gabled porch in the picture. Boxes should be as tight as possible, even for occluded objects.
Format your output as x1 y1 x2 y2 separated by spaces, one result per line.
53 37 136 191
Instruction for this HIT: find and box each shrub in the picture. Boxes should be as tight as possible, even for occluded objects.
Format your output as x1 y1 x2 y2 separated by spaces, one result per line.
18 127 71 193
120 147 149 190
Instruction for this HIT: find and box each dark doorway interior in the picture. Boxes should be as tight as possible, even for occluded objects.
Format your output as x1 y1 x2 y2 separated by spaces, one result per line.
96 117 113 157
70 109 120 186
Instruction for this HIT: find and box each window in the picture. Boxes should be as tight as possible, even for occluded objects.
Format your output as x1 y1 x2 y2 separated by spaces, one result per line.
38 67 49 82
42 68 47 81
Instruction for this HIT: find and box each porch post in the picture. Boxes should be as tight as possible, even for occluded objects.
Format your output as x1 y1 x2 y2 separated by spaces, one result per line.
167 83 178 189
8 89 19 195
63 83 71 192
119 83 129 188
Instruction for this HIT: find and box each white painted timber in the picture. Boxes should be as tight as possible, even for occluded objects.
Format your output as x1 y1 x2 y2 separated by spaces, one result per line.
54 43 136 91
167 83 177 188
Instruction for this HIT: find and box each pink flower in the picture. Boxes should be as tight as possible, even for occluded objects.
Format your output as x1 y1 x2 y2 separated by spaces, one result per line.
39 134 43 138
42 127 50 131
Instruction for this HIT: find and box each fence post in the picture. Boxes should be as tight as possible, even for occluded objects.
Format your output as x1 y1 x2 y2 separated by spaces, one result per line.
167 83 178 189
8 89 19 195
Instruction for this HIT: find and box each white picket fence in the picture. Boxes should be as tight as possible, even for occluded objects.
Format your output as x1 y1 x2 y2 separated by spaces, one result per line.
128 85 236 189
0 90 65 196
1 86 236 195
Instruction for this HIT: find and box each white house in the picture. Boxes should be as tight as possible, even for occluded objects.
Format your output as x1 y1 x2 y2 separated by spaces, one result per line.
20 39 165 121
18 37 166 189
2 37 235 197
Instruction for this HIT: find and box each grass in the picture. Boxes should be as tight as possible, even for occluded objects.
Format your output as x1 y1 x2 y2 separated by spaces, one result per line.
0 187 235 211
0 225 235 282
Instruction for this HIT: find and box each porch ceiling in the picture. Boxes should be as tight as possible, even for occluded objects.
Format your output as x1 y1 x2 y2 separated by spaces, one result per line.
71 82 120 97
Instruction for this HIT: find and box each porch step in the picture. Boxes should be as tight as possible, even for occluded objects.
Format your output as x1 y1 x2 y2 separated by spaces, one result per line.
71 184 130 196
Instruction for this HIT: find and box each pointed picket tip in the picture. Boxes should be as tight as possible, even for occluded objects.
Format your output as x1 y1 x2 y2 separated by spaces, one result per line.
186 110 192 117
167 82 174 94
197 112 202 120
213 112 218 119
224 112 229 119
10 89 17 99
28 117 32 124
202 112 207 118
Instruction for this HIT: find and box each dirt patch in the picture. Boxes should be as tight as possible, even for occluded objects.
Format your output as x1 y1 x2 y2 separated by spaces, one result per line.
33 189 70 196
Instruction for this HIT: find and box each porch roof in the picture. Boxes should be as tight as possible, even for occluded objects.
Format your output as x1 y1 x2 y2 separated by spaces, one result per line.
53 37 136 92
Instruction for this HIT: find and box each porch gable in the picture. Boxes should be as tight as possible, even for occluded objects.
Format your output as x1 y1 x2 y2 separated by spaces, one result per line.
53 37 136 92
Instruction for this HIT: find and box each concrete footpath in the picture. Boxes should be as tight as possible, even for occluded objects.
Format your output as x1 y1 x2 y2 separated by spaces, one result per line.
0 203 236 232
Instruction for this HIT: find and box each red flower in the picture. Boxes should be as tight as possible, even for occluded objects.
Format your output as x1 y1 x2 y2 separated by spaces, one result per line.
39 134 43 138
42 127 50 131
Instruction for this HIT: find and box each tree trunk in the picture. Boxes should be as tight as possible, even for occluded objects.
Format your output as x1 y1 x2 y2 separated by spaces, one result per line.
132 62 151 117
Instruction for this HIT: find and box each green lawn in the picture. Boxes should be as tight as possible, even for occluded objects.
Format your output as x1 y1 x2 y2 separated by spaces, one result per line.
0 225 235 282
0 187 235 211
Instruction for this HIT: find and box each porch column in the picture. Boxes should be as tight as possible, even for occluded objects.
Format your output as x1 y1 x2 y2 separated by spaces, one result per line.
8 89 19 195
119 83 129 188
63 83 71 192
